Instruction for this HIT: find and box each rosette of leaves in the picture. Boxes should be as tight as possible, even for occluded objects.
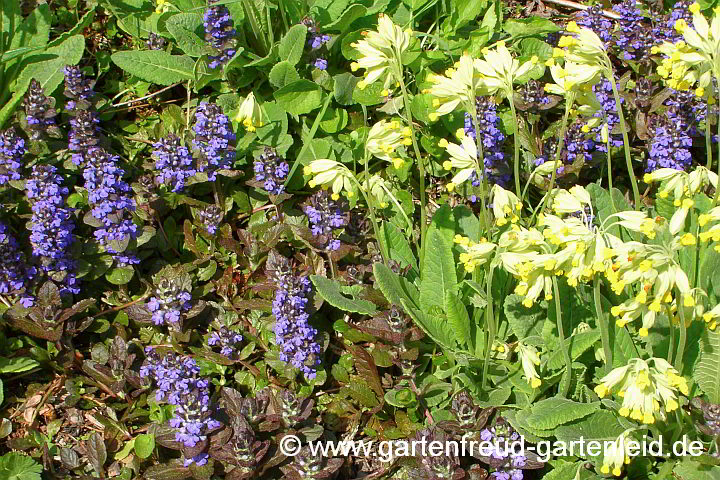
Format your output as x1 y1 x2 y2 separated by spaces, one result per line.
81 336 145 399
208 415 271 479
406 428 467 480
435 391 494 437
3 282 95 345
280 445 343 480
125 265 205 334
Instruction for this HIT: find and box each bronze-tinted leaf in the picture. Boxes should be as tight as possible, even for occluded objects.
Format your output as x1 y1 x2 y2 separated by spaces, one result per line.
86 432 107 477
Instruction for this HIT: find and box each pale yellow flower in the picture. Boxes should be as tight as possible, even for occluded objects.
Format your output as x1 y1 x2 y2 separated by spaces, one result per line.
350 14 410 89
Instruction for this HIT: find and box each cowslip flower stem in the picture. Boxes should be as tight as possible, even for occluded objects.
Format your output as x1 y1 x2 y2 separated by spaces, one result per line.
608 73 640 209
350 165 389 265
675 287 688 373
466 99 491 232
533 92 574 220
285 94 332 187
594 276 612 368
481 265 496 390
705 87 713 171
666 305 676 364
605 132 617 214
508 95 522 198
398 76 427 267
553 277 572 398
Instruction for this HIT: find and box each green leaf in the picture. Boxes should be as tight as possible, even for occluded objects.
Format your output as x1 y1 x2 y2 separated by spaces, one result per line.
0 35 85 128
524 397 600 430
504 294 548 339
554 411 627 457
0 357 40 374
105 267 135 286
372 262 420 309
166 13 213 57
546 330 601 369
695 328 720 403
341 382 379 408
310 275 378 315
378 222 417 273
319 107 348 133
273 80 324 116
269 61 300 89
7 4 51 68
278 24 307 66
419 228 457 312
445 290 471 348
0 452 43 480
586 183 635 238
503 17 560 37
333 72 359 105
674 460 720 480
111 50 195 85
133 434 155 459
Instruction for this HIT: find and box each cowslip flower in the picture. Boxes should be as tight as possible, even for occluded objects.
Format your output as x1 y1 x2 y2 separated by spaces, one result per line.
594 357 688 424
426 53 482 120
517 342 542 388
304 159 357 199
438 135 481 191
454 235 496 272
366 119 411 168
474 41 540 98
489 184 522 226
350 14 411 90
652 3 717 93
600 431 633 476
235 93 264 132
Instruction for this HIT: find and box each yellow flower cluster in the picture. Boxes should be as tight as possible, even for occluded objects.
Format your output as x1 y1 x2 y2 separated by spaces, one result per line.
517 343 542 388
594 358 688 424
651 2 720 94
454 235 496 272
350 14 411 90
366 119 412 169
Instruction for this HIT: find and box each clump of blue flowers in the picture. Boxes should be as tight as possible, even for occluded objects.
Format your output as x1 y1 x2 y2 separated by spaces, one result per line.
592 78 623 150
208 327 243 358
480 422 530 480
612 0 652 61
304 190 347 251
302 17 331 70
653 0 693 44
83 147 138 252
270 254 321 379
197 205 224 234
647 115 693 172
153 135 197 192
147 275 193 327
203 0 236 69
68 110 100 166
63 65 95 111
140 349 221 466
24 79 57 140
0 128 25 186
576 4 612 43
464 96 509 186
192 102 236 180
253 147 288 195
26 165 79 295
0 222 36 307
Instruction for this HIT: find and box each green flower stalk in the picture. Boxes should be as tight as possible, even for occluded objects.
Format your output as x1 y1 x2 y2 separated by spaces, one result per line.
557 22 641 209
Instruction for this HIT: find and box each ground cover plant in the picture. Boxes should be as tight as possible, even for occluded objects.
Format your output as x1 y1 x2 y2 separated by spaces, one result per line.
6 0 720 478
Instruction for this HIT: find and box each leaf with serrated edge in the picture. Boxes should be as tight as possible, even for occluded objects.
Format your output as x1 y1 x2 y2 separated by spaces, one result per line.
524 397 599 431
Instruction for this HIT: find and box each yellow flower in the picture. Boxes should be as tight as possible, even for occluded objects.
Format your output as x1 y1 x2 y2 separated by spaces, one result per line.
455 236 496 272
350 14 410 89
517 343 542 388
366 119 411 164
427 53 483 118
440 134 482 187
490 185 522 226
600 431 633 476
473 42 541 98
235 93 264 132
304 159 357 197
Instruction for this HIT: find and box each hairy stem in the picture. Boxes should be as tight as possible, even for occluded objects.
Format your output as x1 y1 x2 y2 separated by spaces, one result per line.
607 73 641 209
675 292 688 373
482 265 496 389
398 77 427 267
508 95 522 198
553 277 572 397
594 276 612 368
